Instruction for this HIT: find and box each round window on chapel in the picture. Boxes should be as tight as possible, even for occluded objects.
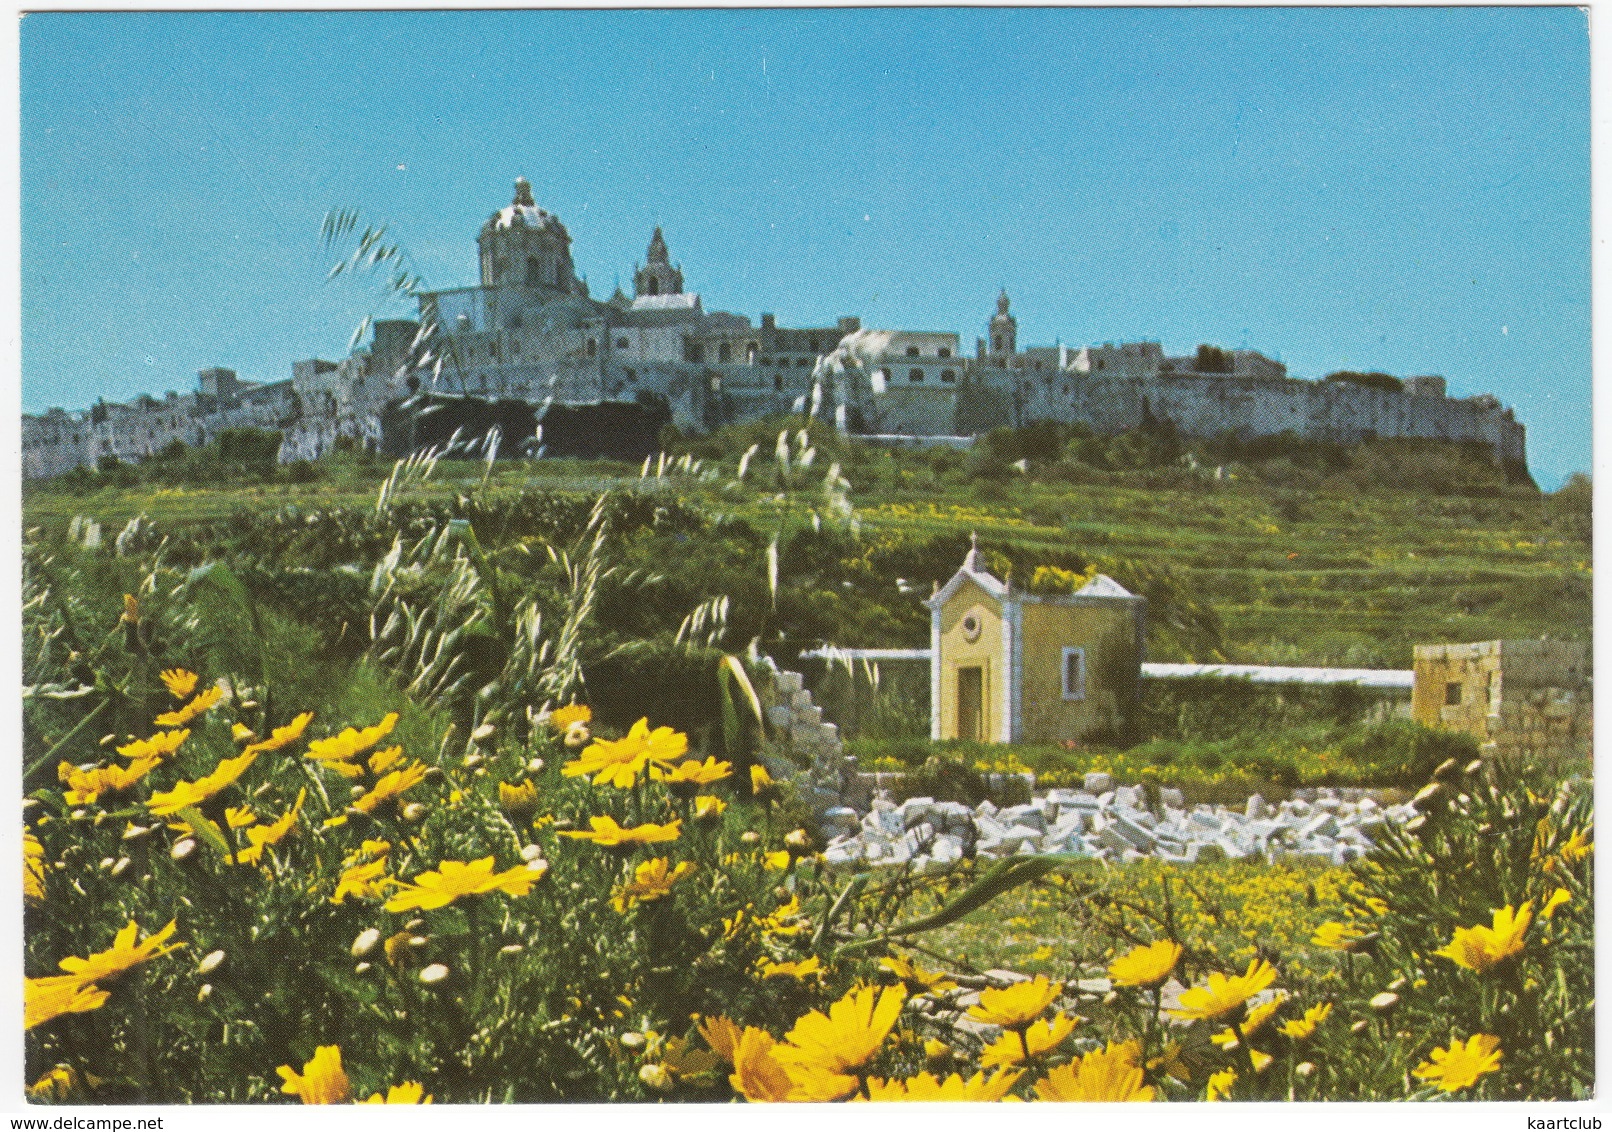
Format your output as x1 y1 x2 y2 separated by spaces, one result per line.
960 612 982 642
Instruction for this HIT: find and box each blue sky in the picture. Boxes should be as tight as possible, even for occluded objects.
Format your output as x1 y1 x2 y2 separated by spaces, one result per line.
19 8 1590 487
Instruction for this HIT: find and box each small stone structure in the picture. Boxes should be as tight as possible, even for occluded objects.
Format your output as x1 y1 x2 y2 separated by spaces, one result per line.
1413 640 1592 771
755 668 867 811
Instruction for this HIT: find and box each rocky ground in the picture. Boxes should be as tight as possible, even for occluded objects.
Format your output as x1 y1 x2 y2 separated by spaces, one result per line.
818 773 1414 871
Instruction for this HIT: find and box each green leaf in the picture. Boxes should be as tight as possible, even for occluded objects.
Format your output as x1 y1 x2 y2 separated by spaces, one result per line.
174 805 233 861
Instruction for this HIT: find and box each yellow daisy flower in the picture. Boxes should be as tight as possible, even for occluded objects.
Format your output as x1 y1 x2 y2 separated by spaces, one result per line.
332 858 396 905
1212 993 1286 1049
153 684 225 728
692 794 728 820
547 702 592 732
1311 920 1372 951
234 790 306 866
59 757 162 807
558 815 681 848
758 956 823 980
146 752 257 816
1108 939 1182 988
158 668 198 700
562 718 689 788
27 1064 100 1101
367 745 404 774
305 713 399 763
360 1082 432 1104
1434 902 1532 973
498 779 539 815
610 857 696 912
729 1027 795 1102
760 895 810 938
57 920 182 984
25 975 110 1030
1169 959 1278 1022
1278 1002 1333 1041
980 1012 1079 1067
242 711 315 756
1034 1039 1154 1102
277 1045 352 1104
1205 1067 1238 1101
115 728 190 762
860 1069 1024 1101
384 856 548 913
777 983 906 1074
24 831 45 904
351 761 430 814
968 974 1062 1029
697 1015 744 1064
651 756 732 791
878 953 957 995
1413 1034 1503 1093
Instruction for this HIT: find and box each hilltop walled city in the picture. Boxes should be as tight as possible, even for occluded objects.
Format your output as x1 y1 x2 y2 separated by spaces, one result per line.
23 178 1528 479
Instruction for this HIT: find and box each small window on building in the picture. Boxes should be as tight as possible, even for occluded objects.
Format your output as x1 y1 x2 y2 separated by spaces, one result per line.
1062 647 1087 701
797 358 810 367
939 347 952 358
1097 359 1105 370
719 343 732 363
809 338 820 352
760 357 772 367
909 368 924 382
1445 681 1463 706
586 339 597 358
906 346 921 357
774 374 784 391
616 337 629 350
941 369 957 383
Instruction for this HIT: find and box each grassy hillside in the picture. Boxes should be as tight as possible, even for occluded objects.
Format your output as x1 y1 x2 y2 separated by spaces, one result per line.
23 427 1589 674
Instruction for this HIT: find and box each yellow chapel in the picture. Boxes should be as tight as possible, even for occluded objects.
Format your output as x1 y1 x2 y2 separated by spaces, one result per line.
926 540 1146 744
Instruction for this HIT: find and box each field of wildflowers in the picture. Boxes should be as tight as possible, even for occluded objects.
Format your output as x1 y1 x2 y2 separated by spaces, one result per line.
24 653 1593 1102
21 453 1593 1104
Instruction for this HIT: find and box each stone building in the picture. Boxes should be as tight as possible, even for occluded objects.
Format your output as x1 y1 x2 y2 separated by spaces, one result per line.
24 176 1532 479
925 540 1147 744
1412 640 1592 768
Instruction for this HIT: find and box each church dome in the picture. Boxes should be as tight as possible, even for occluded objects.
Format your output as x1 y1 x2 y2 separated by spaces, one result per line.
482 177 566 236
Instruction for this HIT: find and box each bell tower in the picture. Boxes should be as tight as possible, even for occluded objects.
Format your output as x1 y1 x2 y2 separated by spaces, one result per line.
989 290 1017 361
633 227 685 299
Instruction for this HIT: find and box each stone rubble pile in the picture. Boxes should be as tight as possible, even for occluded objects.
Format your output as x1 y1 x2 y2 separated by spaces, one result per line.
819 771 1414 871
